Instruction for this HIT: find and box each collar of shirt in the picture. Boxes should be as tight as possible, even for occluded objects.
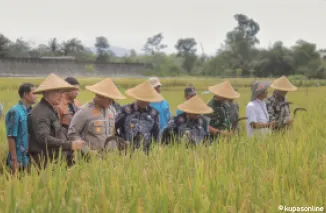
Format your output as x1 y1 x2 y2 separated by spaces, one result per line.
18 100 32 113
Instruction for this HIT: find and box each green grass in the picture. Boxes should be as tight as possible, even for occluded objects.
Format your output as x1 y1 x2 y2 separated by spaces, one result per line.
0 77 325 212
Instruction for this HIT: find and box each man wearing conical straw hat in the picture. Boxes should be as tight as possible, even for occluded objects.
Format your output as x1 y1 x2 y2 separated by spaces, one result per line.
115 81 162 154
266 76 298 131
68 78 128 153
161 95 212 145
28 73 85 169
206 80 239 139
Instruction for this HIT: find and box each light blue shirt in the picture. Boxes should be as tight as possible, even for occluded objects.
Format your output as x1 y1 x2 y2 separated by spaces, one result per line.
176 109 183 116
150 100 171 130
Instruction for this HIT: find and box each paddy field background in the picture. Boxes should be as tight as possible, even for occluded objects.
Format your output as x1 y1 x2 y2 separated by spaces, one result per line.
0 77 325 213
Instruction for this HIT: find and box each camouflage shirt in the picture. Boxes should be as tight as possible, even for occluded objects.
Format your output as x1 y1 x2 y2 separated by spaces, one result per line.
115 103 160 152
229 102 240 132
266 92 291 129
161 112 211 145
207 99 231 131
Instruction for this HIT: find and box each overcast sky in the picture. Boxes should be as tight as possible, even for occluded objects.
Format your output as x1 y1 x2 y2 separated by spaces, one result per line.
1 0 325 55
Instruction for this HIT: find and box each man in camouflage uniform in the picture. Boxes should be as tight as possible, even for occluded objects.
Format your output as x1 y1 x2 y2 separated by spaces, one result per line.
68 78 126 153
206 81 240 139
266 76 297 131
115 81 162 154
161 95 212 146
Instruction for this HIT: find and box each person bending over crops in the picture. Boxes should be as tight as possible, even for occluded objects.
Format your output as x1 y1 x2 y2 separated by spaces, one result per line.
115 81 161 154
176 85 197 116
206 81 239 139
266 76 297 131
27 74 85 170
161 95 212 146
68 78 126 153
246 81 277 138
5 83 37 174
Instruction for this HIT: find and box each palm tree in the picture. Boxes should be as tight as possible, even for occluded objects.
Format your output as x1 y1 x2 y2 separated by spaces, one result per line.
48 37 59 56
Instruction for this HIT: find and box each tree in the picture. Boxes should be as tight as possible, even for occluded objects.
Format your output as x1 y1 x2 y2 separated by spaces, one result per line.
48 37 60 56
253 41 295 77
175 38 197 73
0 33 11 57
224 14 260 75
143 33 167 55
8 38 31 57
61 38 84 56
95 36 110 63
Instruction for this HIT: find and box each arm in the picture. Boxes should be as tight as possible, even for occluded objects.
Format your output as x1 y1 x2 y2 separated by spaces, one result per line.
246 105 275 129
115 112 126 136
67 109 87 141
266 99 276 122
5 110 19 170
152 114 160 142
34 118 72 150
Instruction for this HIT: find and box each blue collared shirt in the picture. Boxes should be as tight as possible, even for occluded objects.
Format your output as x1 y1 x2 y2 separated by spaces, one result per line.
5 101 31 168
150 100 171 130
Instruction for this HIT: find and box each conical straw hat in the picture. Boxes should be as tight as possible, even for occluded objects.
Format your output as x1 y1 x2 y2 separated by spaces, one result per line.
125 81 164 102
33 73 75 94
85 78 126 100
270 76 297 92
177 95 213 114
208 80 240 99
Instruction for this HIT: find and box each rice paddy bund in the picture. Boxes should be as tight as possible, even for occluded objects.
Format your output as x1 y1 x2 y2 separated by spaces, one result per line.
0 77 325 213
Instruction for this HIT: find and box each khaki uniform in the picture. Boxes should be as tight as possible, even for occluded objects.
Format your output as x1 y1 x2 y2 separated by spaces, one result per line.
67 101 116 150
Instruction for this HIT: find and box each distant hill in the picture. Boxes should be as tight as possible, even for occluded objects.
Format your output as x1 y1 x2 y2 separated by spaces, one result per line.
88 46 132 57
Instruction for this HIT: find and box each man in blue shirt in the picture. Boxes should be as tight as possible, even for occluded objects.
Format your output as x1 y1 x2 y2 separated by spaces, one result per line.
176 86 197 115
5 83 37 174
148 77 171 132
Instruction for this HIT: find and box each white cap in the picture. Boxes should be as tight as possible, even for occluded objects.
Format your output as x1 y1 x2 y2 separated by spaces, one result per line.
148 77 162 88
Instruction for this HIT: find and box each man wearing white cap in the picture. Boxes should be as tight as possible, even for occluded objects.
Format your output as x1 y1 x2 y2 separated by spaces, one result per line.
148 77 171 132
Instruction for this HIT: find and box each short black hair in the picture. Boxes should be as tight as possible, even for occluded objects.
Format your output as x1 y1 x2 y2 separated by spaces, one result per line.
18 83 35 98
65 77 79 85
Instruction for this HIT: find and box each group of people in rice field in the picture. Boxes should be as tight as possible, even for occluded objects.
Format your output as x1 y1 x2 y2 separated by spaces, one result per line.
4 73 298 174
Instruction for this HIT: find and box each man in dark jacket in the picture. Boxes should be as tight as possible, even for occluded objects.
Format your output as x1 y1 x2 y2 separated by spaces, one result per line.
28 73 85 170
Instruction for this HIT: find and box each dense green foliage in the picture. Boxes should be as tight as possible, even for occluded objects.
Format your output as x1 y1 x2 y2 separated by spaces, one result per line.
1 14 326 79
0 77 325 212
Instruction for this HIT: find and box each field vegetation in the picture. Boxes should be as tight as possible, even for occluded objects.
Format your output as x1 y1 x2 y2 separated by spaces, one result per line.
0 77 325 212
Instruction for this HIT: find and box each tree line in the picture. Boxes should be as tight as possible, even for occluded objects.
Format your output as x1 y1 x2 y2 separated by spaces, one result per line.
1 13 326 79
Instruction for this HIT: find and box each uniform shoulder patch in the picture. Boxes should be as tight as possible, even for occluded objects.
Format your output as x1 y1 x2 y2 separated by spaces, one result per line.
150 109 157 116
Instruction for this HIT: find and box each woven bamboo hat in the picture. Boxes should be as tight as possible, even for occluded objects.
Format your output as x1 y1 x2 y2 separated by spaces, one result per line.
177 95 213 114
270 76 297 92
85 78 126 99
208 80 240 99
33 73 75 94
125 81 163 102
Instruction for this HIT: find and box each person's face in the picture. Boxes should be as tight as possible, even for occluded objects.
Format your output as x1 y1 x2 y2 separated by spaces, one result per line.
94 95 113 108
137 100 149 109
214 95 226 102
154 85 161 94
187 113 200 120
276 90 287 97
185 94 195 100
259 90 268 99
46 90 65 106
66 85 79 100
24 87 37 105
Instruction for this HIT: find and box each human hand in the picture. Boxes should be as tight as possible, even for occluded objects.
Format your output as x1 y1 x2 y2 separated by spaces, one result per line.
72 140 85 150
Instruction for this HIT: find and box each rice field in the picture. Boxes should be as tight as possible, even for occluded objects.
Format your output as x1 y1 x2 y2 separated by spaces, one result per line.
0 77 325 213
